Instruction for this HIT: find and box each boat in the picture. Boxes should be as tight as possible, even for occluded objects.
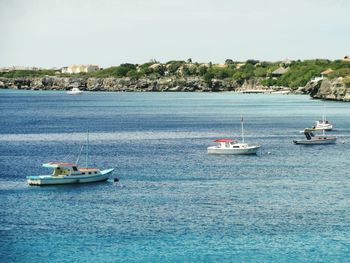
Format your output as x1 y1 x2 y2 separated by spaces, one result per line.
293 128 336 145
313 105 333 131
207 117 260 155
27 132 114 186
26 163 114 185
314 119 333 131
67 87 83 95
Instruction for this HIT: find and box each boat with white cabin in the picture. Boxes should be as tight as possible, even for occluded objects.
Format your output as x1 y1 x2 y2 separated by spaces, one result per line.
67 87 83 95
27 132 114 185
313 105 333 131
293 128 336 145
207 117 260 155
314 119 332 131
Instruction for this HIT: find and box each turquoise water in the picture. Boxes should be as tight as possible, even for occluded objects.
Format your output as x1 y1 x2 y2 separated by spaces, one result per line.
1 90 350 262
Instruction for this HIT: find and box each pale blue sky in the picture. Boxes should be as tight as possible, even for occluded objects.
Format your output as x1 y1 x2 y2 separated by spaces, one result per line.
1 0 349 68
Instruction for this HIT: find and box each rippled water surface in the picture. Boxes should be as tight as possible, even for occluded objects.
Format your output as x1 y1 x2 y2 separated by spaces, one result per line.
1 90 350 262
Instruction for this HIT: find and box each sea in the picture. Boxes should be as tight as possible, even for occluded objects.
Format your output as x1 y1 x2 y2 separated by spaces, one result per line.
1 90 350 262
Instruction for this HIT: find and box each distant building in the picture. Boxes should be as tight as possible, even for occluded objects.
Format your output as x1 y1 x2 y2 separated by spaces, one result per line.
321 68 334 75
0 66 39 72
282 59 292 65
61 64 100 74
271 67 289 77
310 68 334 83
236 63 245 69
343 56 350 61
310 76 324 83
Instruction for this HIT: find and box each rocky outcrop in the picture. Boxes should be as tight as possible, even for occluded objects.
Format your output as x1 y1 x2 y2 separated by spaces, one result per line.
308 78 350 102
1 76 349 102
0 76 242 92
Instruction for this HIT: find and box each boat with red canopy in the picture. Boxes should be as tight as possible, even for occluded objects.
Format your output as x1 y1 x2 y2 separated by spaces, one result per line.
207 117 260 155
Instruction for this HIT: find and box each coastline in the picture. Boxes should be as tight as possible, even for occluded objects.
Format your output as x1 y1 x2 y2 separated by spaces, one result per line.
0 76 349 101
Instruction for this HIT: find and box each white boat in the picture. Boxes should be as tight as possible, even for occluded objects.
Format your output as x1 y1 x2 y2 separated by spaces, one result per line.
314 120 332 131
207 117 260 155
27 132 114 186
313 105 333 131
293 128 336 145
67 87 83 95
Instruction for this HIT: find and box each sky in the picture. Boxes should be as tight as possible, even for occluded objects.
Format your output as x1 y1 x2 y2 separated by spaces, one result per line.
0 0 349 68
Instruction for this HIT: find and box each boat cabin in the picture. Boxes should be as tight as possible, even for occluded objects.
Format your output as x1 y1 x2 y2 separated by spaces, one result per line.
303 128 332 141
304 131 315 140
294 127 336 145
317 120 329 124
214 139 236 148
43 162 100 176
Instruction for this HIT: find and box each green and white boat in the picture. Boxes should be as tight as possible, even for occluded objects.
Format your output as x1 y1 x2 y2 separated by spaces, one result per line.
27 162 114 186
27 132 114 186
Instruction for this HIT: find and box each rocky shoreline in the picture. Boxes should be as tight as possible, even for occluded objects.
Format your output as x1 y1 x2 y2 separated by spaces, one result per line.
0 76 349 101
0 76 266 92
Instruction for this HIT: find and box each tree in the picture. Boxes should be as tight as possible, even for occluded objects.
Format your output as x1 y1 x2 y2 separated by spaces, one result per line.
246 59 259 65
225 59 234 65
152 65 166 76
120 63 136 70
197 66 208 76
203 72 214 83
167 61 184 75
127 70 140 80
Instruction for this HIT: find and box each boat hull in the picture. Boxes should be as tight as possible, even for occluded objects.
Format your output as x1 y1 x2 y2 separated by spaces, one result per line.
207 146 260 155
27 168 114 186
314 126 332 131
293 138 336 145
67 91 83 95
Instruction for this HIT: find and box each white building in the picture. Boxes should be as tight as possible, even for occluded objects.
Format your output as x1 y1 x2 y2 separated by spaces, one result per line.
61 64 100 74
0 66 39 72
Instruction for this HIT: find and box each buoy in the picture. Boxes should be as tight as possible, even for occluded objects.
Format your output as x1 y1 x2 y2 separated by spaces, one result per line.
267 152 272 155
114 178 119 182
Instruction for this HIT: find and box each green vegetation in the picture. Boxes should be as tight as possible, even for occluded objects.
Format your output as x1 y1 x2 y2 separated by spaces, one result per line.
1 59 350 88
261 59 350 89
343 77 350 88
0 69 57 78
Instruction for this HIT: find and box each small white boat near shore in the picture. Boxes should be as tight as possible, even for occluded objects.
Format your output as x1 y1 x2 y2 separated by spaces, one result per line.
293 128 336 145
67 87 83 95
208 117 260 155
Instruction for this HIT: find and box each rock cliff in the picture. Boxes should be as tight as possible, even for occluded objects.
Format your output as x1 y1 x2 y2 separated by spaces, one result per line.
1 76 349 101
0 76 241 92
308 78 350 101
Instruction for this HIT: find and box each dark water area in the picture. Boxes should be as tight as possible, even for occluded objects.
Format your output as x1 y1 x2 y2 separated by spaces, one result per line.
1 90 350 262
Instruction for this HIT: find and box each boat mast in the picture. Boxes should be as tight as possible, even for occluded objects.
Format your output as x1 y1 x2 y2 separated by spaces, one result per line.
322 104 326 136
85 130 89 168
241 116 244 143
75 145 84 164
323 104 326 123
